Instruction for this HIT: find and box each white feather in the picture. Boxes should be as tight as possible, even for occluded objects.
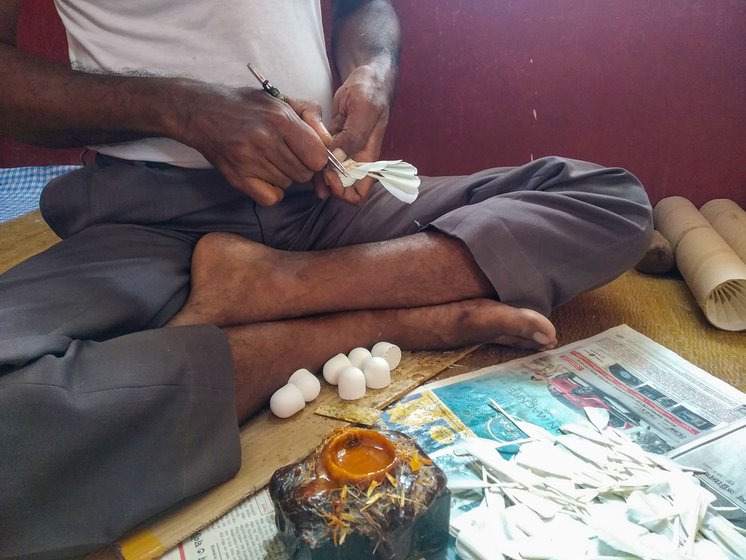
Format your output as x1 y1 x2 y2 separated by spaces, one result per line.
336 158 421 203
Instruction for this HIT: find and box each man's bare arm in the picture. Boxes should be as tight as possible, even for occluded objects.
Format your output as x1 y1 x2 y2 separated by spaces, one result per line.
0 2 329 206
319 0 402 204
0 0 182 147
331 0 401 97
0 48 185 147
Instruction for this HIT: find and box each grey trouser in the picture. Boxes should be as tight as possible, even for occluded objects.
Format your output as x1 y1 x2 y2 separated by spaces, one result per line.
0 155 652 558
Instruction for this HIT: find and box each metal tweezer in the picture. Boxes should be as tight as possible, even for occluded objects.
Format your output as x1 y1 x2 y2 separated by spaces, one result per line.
246 63 349 177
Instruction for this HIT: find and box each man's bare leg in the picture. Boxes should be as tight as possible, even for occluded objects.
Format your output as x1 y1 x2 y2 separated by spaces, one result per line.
215 298 556 421
169 232 553 343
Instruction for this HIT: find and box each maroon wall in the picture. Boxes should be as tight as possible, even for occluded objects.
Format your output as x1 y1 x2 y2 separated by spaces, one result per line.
3 0 745 207
384 0 746 207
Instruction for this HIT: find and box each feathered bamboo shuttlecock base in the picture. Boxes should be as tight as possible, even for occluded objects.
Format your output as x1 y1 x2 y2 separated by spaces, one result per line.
336 159 421 204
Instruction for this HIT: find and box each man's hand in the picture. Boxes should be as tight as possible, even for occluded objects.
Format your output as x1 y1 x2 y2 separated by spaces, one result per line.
314 64 391 206
319 0 401 206
177 85 332 207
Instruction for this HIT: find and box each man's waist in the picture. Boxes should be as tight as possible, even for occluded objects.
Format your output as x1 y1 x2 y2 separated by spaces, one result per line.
92 138 213 170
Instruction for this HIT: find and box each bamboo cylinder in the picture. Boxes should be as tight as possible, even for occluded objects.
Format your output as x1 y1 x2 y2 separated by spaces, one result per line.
700 199 746 263
654 197 746 331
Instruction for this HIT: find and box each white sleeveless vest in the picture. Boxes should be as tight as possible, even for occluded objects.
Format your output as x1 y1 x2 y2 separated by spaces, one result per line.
54 0 334 167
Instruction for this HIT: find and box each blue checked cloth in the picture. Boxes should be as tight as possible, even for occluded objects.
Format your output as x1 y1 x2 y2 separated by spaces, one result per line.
0 165 80 223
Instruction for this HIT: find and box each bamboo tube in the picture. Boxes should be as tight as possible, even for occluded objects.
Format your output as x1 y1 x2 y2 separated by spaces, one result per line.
654 197 746 332
700 199 746 263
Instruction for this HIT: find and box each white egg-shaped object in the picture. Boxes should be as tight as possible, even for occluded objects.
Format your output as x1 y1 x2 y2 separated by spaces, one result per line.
371 341 401 370
323 353 352 385
287 368 321 402
347 347 372 369
269 384 306 418
337 366 367 400
362 356 391 389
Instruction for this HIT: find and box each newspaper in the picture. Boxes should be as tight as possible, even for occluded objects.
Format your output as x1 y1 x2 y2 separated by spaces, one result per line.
163 324 746 559
380 325 746 524
160 488 285 560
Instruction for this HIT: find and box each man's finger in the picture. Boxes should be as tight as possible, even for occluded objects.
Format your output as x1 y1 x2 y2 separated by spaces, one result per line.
286 96 333 147
323 169 374 206
349 176 375 205
313 173 330 200
329 103 382 158
238 177 286 207
299 110 332 147
271 140 317 183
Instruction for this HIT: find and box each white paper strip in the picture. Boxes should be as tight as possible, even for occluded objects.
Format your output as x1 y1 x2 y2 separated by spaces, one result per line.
450 413 746 559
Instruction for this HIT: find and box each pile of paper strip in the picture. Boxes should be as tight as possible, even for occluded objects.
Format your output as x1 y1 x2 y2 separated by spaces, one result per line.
449 407 746 560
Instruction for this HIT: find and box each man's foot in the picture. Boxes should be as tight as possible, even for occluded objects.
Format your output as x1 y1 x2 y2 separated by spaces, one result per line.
387 298 557 351
169 232 289 327
168 230 498 328
227 297 556 420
